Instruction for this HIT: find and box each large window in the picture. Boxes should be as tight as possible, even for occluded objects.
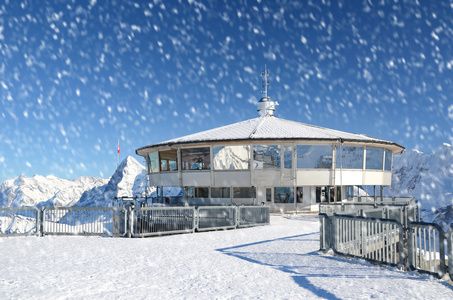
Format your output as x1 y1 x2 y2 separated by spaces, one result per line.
336 146 364 169
148 151 159 173
297 145 332 169
159 149 178 172
274 187 294 203
384 149 392 171
366 147 383 170
181 147 210 170
233 187 256 198
253 145 281 169
284 146 293 169
213 145 250 170
211 187 231 198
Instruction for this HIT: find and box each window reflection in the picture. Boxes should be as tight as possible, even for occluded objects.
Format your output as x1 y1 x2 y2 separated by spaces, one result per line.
213 145 250 170
159 149 178 172
181 147 211 170
366 147 383 170
336 146 364 169
297 145 332 169
211 187 230 198
274 187 294 203
253 145 281 169
384 149 392 171
148 151 159 173
185 187 209 198
233 187 256 198
284 146 292 169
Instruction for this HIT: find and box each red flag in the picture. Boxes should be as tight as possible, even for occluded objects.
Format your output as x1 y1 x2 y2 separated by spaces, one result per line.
118 140 120 154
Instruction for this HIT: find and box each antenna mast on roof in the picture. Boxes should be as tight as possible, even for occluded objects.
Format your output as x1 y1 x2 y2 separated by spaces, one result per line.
261 64 269 98
257 65 278 117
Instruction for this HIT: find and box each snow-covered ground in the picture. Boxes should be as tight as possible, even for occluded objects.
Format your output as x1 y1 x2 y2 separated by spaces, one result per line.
1 215 451 299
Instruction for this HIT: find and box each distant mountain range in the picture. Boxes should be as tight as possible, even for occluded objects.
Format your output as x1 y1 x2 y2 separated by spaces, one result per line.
389 143 453 229
1 144 452 227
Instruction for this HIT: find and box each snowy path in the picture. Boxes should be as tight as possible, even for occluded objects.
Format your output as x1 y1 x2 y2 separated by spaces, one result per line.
0 215 452 299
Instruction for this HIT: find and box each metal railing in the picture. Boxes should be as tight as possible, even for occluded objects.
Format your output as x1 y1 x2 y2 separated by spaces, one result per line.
0 207 40 236
1 205 270 238
130 207 196 238
320 213 453 279
197 206 237 231
320 201 420 228
42 207 128 236
407 222 447 277
238 206 270 227
333 214 404 267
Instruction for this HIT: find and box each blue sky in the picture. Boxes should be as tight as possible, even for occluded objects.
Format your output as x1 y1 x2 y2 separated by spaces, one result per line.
1 0 453 182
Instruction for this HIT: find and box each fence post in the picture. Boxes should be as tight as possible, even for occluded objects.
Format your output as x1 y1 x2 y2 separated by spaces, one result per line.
40 207 45 237
127 206 133 238
448 226 453 279
439 229 447 277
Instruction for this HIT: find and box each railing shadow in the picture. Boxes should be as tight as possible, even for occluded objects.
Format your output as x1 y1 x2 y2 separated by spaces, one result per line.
217 233 452 299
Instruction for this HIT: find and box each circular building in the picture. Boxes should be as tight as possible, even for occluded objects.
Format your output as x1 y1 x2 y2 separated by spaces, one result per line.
136 75 404 212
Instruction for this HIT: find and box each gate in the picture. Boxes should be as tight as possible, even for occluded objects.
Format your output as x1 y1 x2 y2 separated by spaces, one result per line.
333 214 404 267
42 207 127 236
407 222 447 277
131 207 196 238
197 206 237 231
238 206 270 227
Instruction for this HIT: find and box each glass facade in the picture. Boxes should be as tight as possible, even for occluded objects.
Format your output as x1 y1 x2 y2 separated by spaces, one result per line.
149 144 391 174
148 151 159 173
253 145 281 169
181 147 210 170
213 145 250 170
366 147 383 170
384 149 392 171
336 146 364 169
274 187 294 203
297 145 332 169
159 149 178 172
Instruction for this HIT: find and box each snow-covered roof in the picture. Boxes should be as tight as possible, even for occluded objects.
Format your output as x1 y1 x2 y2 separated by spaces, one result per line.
136 115 404 154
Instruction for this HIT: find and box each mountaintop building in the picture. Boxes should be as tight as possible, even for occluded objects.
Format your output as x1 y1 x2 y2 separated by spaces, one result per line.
136 69 404 212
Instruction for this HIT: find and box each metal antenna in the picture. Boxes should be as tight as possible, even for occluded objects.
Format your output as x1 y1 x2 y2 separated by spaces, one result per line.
261 64 269 98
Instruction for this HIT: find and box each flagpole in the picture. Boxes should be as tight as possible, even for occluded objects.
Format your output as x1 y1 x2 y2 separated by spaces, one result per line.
117 139 120 168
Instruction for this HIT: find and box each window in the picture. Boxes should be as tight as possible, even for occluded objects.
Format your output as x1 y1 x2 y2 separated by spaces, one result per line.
213 145 250 170
233 187 256 198
297 145 332 169
185 187 209 198
181 147 211 170
159 149 178 172
148 152 159 173
384 149 392 171
211 187 231 198
274 187 294 203
284 146 292 169
266 188 272 202
253 145 281 169
336 146 364 169
366 147 383 170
